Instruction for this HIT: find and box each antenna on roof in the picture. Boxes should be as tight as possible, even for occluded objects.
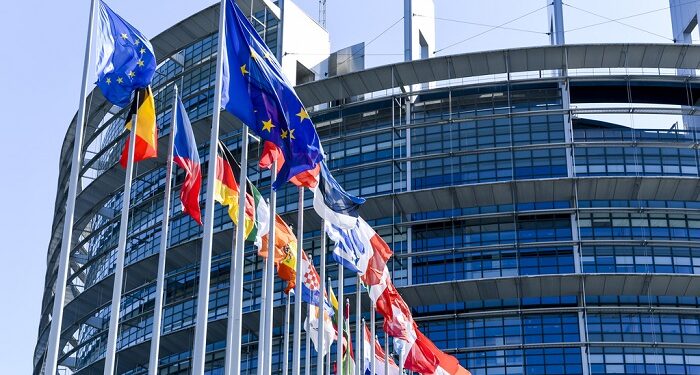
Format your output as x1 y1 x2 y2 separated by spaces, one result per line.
319 0 327 28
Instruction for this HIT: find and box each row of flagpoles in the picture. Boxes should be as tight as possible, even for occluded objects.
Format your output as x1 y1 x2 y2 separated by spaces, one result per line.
44 0 471 374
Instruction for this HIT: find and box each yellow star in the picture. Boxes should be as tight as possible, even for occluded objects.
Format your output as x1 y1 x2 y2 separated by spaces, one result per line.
140 47 146 55
264 51 273 60
289 128 296 140
249 47 259 60
121 33 128 40
240 64 249 75
296 108 310 122
137 59 145 67
134 39 140 45
281 129 288 139
128 71 136 78
116 77 124 84
106 77 111 85
262 119 275 132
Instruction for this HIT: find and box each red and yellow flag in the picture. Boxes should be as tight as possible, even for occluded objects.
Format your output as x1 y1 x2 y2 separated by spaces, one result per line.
260 214 298 293
120 86 158 168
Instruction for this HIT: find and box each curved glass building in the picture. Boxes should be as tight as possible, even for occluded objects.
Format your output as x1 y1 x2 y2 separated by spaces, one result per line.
35 1 700 374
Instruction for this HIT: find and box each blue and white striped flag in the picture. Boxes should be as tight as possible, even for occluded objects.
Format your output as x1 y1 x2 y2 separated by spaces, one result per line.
312 162 365 229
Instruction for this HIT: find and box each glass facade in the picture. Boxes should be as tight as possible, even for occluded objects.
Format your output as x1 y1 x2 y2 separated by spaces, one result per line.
35 6 700 375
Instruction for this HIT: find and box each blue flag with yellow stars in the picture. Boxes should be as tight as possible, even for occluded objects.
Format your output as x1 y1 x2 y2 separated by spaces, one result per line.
220 0 323 190
95 0 156 107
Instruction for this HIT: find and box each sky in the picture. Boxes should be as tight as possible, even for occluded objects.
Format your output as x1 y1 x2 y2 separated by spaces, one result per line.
0 0 677 373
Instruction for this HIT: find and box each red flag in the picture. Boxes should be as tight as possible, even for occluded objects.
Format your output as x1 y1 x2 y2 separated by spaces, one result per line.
421 333 471 375
404 330 439 374
375 281 414 341
360 233 393 286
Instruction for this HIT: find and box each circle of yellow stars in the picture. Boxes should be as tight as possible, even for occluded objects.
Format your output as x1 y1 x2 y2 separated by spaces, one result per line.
104 33 149 86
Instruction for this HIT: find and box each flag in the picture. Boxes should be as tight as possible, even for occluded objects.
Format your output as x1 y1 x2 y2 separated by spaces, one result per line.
325 217 387 276
172 96 202 224
421 335 471 375
95 0 156 107
402 330 440 374
299 252 334 316
221 0 323 189
259 141 320 188
213 142 260 240
247 182 270 247
363 326 400 375
304 304 336 357
361 234 393 287
313 162 365 229
119 86 158 167
374 280 415 343
259 214 297 293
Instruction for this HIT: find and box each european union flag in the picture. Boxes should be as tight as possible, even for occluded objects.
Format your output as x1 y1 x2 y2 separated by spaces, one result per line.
95 0 156 107
221 0 323 189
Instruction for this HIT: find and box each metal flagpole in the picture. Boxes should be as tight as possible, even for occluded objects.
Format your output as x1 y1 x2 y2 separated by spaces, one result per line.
229 91 251 375
336 266 344 375
361 319 366 375
282 292 291 374
317 223 326 374
262 161 277 374
292 187 305 375
257 253 269 372
305 299 311 375
45 0 97 374
346 298 351 375
384 332 389 375
147 85 179 375
355 278 361 375
193 0 228 373
224 221 238 375
370 302 376 375
326 278 332 375
104 88 140 375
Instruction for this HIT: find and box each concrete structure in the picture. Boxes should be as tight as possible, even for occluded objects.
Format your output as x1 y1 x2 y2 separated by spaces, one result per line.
35 1 700 374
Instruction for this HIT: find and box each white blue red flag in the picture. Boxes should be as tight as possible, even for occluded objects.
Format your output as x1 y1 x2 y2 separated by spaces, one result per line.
172 97 202 224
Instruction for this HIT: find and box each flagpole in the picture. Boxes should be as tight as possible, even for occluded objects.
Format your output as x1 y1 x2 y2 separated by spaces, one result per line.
346 298 351 375
224 220 238 375
103 88 140 375
147 85 178 375
193 0 228 373
305 299 311 375
370 302 376 375
361 319 366 374
292 187 305 375
45 0 97 373
336 265 344 375
282 291 291 374
384 332 389 375
317 222 326 374
355 278 361 375
326 277 332 375
256 253 269 372
262 161 277 374
229 88 251 375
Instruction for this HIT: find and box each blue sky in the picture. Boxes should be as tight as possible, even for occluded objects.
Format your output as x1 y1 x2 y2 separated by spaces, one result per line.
0 0 674 372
